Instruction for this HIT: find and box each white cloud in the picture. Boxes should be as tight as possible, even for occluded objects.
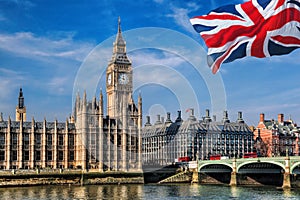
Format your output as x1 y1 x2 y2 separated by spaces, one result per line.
0 68 25 99
130 51 185 68
0 32 95 62
0 68 26 117
48 76 70 95
167 7 194 33
0 31 97 120
166 3 201 33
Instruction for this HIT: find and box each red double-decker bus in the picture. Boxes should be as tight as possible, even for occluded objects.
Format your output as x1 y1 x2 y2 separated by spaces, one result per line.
209 154 221 160
178 157 190 162
243 152 257 158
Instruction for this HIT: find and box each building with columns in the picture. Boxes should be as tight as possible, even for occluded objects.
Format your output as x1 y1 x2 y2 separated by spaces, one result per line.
142 109 254 166
0 18 142 172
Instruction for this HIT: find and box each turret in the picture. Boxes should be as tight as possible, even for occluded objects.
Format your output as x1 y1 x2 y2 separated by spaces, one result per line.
99 89 103 117
138 92 142 129
16 87 26 122
81 90 87 170
18 88 24 108
92 95 97 112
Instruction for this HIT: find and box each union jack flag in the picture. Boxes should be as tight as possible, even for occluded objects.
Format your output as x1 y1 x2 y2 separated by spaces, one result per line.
190 0 300 74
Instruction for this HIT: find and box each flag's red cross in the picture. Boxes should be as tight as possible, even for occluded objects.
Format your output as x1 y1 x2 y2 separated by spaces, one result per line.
200 1 300 60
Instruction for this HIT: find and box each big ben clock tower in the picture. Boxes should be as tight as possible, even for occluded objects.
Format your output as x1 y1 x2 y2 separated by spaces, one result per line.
106 17 133 119
106 17 142 171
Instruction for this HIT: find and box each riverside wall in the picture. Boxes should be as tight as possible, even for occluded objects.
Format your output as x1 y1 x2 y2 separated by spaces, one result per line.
0 169 144 187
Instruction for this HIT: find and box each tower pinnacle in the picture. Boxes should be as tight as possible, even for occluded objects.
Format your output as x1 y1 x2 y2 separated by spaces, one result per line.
16 87 26 121
18 88 24 108
118 16 121 33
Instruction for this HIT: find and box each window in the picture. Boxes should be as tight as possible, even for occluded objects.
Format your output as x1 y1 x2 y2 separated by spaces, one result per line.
58 134 64 146
91 134 96 145
35 151 41 161
12 134 18 146
23 151 29 161
47 151 52 161
58 151 64 161
69 135 74 147
0 134 5 146
69 151 74 161
47 134 52 146
0 151 4 161
35 134 41 145
23 133 29 149
11 150 17 161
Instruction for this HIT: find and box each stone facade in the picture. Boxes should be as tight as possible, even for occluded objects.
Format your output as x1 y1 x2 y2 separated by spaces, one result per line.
254 113 300 157
142 109 254 165
0 18 142 172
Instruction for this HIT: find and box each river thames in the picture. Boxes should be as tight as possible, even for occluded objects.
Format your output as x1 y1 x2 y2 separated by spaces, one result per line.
0 184 300 200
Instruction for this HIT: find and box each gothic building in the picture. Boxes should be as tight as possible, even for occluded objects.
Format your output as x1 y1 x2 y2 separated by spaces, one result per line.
142 109 254 165
254 113 300 157
0 18 142 172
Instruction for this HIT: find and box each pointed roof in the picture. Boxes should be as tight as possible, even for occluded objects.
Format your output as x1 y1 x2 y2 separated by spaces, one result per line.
110 17 131 64
115 16 126 46
18 87 25 108
19 87 23 98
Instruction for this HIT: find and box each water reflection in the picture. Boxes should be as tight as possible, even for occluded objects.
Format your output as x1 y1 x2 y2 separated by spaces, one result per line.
0 184 300 200
230 186 238 198
283 188 293 198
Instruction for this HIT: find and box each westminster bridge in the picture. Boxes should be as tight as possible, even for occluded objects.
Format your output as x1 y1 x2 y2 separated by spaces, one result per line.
197 156 300 188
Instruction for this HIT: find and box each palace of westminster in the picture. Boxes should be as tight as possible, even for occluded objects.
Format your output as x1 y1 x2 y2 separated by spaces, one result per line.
0 19 299 171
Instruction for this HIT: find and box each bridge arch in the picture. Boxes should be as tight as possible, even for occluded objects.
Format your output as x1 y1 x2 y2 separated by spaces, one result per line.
237 160 285 173
291 162 300 174
199 162 233 172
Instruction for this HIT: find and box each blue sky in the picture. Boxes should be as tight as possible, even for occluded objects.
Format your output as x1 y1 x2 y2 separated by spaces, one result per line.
0 0 300 126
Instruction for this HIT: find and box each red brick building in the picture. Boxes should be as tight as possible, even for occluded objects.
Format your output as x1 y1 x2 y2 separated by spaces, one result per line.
254 113 300 157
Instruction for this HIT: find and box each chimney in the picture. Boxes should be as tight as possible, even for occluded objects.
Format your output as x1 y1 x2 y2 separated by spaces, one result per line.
278 114 284 124
213 115 216 122
155 114 162 125
222 110 230 123
206 109 210 118
161 117 165 124
145 116 151 126
237 111 244 123
260 113 265 122
204 109 211 123
165 112 172 124
189 108 194 116
175 110 183 123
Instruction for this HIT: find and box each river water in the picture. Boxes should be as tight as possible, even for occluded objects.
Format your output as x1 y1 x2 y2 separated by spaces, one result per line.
0 184 300 200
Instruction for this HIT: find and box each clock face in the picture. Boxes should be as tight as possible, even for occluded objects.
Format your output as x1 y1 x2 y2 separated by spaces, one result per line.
107 73 112 85
118 73 129 84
